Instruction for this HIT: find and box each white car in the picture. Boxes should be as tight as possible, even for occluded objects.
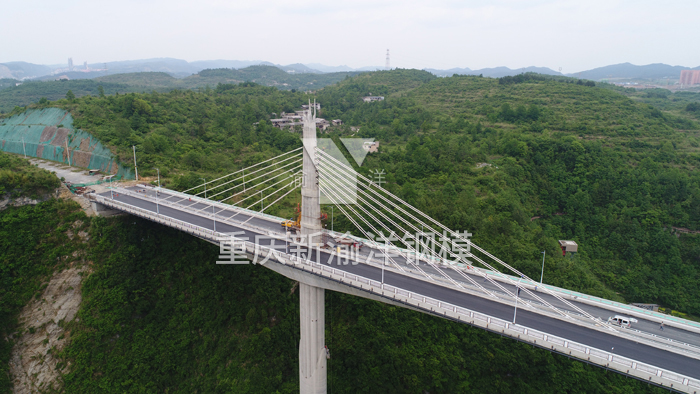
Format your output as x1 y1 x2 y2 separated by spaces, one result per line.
607 315 638 328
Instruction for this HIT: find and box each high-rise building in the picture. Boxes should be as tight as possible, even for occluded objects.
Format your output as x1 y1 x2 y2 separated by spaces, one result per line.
680 70 700 86
68 58 73 71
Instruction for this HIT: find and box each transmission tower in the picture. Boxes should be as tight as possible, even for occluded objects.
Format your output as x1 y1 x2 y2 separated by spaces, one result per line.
385 49 390 70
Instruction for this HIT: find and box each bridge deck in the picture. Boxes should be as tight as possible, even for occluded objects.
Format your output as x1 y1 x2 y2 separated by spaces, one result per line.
95 186 700 389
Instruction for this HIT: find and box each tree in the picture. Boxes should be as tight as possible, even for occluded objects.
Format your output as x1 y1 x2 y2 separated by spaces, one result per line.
115 118 131 142
98 85 105 98
65 90 76 102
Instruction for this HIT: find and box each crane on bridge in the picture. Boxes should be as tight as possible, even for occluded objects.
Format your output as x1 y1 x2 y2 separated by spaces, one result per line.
281 203 301 232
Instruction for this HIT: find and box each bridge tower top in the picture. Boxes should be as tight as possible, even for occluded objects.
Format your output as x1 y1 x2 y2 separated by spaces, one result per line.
301 100 322 245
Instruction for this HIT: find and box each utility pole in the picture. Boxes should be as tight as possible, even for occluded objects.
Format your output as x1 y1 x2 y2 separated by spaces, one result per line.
22 137 26 158
133 146 138 181
154 168 160 215
382 236 388 288
65 140 71 166
200 177 216 231
540 251 546 284
513 275 523 324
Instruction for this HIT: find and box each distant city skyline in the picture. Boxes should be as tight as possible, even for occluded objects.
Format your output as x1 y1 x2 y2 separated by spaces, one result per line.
1 0 699 74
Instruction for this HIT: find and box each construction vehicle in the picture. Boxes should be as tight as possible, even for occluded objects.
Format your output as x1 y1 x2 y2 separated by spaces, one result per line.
282 203 301 232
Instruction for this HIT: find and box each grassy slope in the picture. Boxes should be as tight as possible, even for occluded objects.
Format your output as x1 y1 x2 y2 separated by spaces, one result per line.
0 152 60 199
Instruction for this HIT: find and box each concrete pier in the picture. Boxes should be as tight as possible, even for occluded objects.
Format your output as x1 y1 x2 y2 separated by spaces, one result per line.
299 283 326 393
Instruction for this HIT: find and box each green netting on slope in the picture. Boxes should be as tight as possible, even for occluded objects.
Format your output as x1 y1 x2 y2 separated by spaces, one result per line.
0 108 133 179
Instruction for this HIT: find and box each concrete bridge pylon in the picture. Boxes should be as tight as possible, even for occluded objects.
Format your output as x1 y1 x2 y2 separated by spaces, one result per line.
299 100 327 394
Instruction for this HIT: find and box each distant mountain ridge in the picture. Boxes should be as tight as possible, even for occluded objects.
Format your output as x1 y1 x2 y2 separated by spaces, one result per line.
568 62 700 81
2 58 700 81
425 66 562 78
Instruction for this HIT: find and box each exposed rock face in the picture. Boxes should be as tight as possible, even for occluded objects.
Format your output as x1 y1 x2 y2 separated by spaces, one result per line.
9 266 89 394
0 196 47 211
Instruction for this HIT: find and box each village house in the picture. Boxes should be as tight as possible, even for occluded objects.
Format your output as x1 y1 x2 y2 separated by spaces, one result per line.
362 96 384 103
362 141 379 153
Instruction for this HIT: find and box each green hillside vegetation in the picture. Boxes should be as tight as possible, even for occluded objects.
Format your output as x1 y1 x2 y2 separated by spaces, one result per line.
0 66 363 114
611 87 700 123
0 154 86 392
0 80 18 92
0 152 60 199
0 80 134 113
94 71 179 89
2 69 700 392
65 83 305 196
184 66 361 91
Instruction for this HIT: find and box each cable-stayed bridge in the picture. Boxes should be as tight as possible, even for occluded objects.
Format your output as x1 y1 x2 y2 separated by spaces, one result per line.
89 108 700 394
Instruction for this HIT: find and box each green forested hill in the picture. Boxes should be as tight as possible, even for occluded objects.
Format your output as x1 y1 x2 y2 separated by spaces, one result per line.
0 80 17 92
3 69 700 392
0 80 135 113
0 66 362 113
182 66 361 91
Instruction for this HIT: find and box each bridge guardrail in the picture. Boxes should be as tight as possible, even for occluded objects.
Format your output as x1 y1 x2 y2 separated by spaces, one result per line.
96 194 699 392
152 186 284 224
292 256 700 393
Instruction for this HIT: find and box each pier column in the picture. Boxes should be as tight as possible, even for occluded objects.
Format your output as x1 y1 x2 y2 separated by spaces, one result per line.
299 283 326 393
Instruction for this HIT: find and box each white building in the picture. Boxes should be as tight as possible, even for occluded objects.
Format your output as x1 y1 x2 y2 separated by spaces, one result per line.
362 96 384 103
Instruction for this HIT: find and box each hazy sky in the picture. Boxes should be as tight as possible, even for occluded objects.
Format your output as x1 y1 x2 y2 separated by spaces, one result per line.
2 0 698 72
